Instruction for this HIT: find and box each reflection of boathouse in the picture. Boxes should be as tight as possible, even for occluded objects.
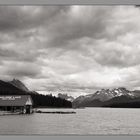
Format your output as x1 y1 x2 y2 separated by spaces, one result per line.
0 95 33 114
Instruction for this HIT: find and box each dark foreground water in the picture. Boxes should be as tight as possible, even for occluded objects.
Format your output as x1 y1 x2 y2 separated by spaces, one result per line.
0 108 140 135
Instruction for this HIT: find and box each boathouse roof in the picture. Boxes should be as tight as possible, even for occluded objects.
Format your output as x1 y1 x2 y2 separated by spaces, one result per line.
0 95 33 106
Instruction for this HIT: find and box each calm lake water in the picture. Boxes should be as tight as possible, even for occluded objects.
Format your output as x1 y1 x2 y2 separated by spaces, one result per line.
0 107 140 135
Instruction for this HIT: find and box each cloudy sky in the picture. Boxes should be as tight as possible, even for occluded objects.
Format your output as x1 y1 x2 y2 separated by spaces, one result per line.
0 5 140 96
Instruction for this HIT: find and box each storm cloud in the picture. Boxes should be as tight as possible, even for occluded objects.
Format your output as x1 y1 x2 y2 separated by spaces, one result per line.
0 6 140 97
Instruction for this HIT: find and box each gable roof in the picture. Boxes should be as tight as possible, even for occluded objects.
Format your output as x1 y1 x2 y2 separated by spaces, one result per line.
0 95 33 106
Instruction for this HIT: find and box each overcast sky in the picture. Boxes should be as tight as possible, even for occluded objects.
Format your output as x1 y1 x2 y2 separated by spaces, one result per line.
0 6 140 96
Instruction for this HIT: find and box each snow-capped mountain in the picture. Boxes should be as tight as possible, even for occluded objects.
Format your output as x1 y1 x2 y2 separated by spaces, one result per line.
58 93 75 102
91 87 134 101
72 87 135 107
74 87 133 102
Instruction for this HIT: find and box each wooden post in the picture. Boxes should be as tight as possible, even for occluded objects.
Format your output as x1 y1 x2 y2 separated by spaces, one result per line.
20 106 23 114
23 106 26 114
5 106 7 112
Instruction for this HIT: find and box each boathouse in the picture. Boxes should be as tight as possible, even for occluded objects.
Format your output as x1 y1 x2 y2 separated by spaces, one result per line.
0 95 33 114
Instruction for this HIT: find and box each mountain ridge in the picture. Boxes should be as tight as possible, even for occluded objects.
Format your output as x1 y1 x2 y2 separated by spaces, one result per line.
9 79 29 92
72 87 140 108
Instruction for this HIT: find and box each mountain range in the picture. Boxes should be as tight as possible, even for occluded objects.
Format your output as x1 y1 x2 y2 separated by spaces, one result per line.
72 87 140 108
1 78 140 108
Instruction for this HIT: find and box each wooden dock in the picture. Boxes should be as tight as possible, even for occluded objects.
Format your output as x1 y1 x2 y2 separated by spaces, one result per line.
36 110 76 114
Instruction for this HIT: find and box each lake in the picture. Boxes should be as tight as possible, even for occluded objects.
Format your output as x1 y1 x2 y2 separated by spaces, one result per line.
0 107 140 135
